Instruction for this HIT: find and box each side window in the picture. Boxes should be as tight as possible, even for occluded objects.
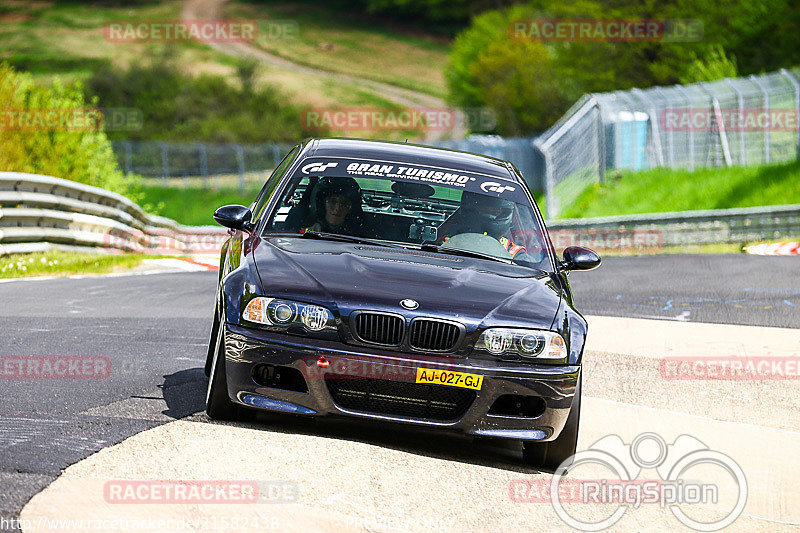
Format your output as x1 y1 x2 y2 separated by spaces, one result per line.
252 146 299 221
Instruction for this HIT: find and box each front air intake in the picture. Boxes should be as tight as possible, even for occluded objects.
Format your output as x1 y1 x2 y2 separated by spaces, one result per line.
352 312 404 346
409 318 462 352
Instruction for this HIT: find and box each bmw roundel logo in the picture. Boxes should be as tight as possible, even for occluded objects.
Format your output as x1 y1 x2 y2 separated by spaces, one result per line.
400 299 419 310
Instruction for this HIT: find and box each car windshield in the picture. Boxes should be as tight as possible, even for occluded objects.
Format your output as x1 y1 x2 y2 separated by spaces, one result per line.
263 157 552 271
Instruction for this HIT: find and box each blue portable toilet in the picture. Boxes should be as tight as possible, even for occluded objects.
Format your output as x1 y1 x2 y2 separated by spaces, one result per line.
611 111 649 170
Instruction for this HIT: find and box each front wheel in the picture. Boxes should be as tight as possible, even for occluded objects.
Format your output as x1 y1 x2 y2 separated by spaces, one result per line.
206 325 243 420
522 374 581 472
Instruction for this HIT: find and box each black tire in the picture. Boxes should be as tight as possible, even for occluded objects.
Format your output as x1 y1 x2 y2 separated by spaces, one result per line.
204 308 220 377
206 325 241 420
522 374 581 472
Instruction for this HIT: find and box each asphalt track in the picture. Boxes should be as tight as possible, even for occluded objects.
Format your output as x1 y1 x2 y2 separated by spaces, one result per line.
1 254 798 532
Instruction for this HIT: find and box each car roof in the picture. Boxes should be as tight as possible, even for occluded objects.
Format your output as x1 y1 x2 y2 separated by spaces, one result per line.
298 138 522 184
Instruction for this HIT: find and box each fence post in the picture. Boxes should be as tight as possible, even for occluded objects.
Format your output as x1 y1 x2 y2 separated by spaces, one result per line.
233 144 246 193
674 85 695 171
654 87 675 167
122 141 133 175
779 68 800 159
724 78 747 165
750 75 771 164
159 142 169 180
633 88 665 168
699 82 732 166
596 102 606 182
271 143 281 167
533 139 555 219
197 143 209 189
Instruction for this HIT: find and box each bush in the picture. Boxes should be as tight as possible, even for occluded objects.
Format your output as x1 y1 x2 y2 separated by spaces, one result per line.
0 62 131 196
85 57 323 143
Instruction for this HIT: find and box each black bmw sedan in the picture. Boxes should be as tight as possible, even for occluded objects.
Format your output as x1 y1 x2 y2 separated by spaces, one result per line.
205 138 600 471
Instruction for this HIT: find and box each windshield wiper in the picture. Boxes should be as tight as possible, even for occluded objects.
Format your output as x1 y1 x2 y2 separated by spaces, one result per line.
418 243 513 264
299 231 407 250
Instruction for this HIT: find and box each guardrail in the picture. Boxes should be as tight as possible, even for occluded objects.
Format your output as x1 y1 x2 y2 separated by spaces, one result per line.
0 172 228 256
3 172 798 257
547 204 800 251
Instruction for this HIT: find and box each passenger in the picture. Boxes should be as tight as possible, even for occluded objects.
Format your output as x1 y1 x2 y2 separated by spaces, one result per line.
437 191 528 260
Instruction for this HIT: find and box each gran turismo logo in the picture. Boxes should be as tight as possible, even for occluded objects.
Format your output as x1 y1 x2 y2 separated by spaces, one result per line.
480 181 516 194
301 162 338 174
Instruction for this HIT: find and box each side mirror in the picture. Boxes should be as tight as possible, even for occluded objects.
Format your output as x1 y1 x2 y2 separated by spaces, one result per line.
213 204 253 231
561 246 601 271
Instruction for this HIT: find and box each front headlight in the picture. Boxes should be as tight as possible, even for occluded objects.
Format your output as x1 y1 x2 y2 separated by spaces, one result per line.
475 328 566 360
243 297 335 332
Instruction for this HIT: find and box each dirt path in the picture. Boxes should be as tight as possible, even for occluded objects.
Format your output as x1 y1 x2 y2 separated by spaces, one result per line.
182 0 463 142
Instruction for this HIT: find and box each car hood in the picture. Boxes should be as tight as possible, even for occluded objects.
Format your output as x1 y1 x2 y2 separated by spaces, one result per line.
252 236 561 329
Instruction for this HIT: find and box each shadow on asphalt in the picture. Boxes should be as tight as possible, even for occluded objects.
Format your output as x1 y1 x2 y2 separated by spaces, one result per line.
178 370 542 475
160 368 208 419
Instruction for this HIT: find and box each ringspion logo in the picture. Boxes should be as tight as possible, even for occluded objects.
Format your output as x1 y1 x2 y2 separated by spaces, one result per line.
511 433 747 531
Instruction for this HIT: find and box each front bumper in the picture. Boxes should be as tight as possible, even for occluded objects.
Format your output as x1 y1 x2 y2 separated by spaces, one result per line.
222 323 580 442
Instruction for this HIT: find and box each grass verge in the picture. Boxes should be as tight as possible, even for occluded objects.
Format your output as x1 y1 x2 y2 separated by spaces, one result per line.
560 160 800 219
138 182 262 226
0 251 156 279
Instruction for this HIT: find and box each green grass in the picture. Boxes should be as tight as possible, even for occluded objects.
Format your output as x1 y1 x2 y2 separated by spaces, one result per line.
560 160 800 219
0 251 155 279
138 182 262 226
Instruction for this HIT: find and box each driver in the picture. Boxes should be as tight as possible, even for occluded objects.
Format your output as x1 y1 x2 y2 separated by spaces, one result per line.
302 177 368 235
437 191 528 260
